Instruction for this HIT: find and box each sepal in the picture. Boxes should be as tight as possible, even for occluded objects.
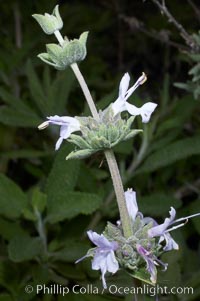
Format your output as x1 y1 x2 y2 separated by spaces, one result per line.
37 32 89 70
66 106 142 159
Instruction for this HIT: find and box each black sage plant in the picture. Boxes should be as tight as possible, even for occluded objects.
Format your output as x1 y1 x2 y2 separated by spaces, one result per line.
33 4 200 294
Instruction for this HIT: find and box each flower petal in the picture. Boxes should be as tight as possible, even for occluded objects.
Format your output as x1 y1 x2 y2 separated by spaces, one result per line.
55 137 63 150
124 102 141 115
47 115 79 126
119 73 130 99
160 233 179 251
106 250 119 273
148 207 176 238
87 230 118 250
125 189 138 221
140 102 157 123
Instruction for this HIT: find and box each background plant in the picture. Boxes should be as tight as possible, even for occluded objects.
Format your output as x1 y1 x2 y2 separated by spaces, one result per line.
0 1 200 300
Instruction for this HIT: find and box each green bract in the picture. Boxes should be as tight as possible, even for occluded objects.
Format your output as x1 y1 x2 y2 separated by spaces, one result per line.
32 5 63 35
104 220 160 285
38 32 89 70
66 105 142 160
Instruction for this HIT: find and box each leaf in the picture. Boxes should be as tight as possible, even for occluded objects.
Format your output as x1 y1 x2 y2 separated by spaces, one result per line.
0 261 19 293
66 149 96 160
0 174 28 219
158 252 181 288
127 267 153 285
8 234 43 262
0 106 41 127
136 135 200 174
0 218 27 240
42 66 75 115
47 191 102 223
52 239 89 262
189 199 200 234
46 145 80 195
0 149 51 159
53 263 86 281
0 294 13 301
26 60 47 115
139 193 182 216
31 188 47 213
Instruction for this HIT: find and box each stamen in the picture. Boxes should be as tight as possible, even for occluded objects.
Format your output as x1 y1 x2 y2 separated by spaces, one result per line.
38 121 49 130
125 72 147 100
139 72 147 85
172 212 200 225
165 220 188 233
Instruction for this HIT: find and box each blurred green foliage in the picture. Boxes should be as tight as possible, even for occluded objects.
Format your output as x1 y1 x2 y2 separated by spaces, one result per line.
0 0 200 300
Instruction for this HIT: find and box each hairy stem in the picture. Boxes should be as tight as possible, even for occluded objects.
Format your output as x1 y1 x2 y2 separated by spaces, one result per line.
104 150 133 237
70 63 99 120
87 126 149 231
54 30 133 238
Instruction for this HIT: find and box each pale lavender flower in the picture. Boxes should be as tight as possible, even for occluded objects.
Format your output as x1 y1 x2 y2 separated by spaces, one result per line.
148 207 200 251
125 188 138 221
136 244 168 284
76 230 119 289
112 72 157 122
38 115 80 150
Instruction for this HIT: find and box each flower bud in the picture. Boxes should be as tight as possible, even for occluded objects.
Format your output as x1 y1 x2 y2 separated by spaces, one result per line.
32 5 63 35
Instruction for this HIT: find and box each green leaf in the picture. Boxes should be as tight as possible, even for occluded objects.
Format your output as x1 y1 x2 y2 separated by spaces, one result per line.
139 193 182 216
53 263 86 281
136 135 200 174
46 145 80 195
0 218 27 240
46 69 75 115
189 199 200 234
66 149 96 160
0 106 41 127
127 267 153 285
158 252 181 288
0 174 28 219
52 239 89 262
26 60 48 115
47 191 102 223
31 188 47 213
0 149 50 159
0 294 13 301
8 234 43 262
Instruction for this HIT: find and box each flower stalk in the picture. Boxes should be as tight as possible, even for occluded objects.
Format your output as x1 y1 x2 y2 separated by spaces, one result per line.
53 29 133 238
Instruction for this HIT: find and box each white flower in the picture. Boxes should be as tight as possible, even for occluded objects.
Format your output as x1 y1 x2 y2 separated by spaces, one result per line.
76 230 119 289
112 72 157 123
38 115 80 150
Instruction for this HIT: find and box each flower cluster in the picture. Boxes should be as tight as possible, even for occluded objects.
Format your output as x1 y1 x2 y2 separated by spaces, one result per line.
38 72 157 154
76 189 200 288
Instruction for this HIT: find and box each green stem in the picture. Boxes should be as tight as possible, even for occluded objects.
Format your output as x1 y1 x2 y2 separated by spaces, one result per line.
104 150 133 238
54 30 133 238
70 63 99 120
34 208 48 254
